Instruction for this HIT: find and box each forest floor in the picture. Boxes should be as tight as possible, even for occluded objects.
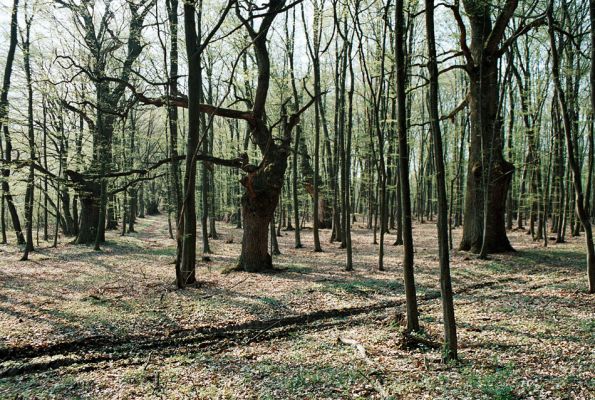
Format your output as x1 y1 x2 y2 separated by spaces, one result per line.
0 215 593 399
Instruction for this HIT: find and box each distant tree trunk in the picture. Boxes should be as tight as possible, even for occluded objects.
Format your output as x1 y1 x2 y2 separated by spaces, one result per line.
586 116 594 226
270 214 280 255
550 1 594 293
138 183 145 218
304 1 323 252
42 99 49 241
209 174 218 239
53 132 65 248
344 17 355 271
21 15 35 260
200 58 212 257
205 62 218 242
0 192 6 244
106 195 117 230
200 121 211 260
393 171 404 245
166 0 184 284
128 113 137 233
355 0 389 269
288 17 303 248
127 187 136 233
72 115 83 237
312 76 323 250
506 78 514 231
121 191 127 237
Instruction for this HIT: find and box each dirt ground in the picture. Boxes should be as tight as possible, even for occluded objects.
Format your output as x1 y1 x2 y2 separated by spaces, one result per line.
0 215 593 399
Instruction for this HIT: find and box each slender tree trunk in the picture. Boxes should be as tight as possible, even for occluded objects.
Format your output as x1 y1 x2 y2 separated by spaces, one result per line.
21 18 35 260
287 16 303 249
506 79 515 231
0 0 24 245
426 0 457 360
345 36 355 271
292 124 303 248
270 213 280 255
42 99 49 241
178 0 204 286
396 0 419 332
166 0 184 285
550 3 595 293
1 192 6 244
306 2 323 252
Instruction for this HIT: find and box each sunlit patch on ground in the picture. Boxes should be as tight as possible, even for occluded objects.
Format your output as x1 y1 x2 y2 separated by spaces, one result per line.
0 215 593 399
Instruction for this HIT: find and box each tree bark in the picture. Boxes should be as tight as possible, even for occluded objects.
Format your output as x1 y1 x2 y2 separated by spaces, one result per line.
457 0 516 254
551 1 595 293
21 16 35 259
396 0 419 332
0 0 25 245
425 0 457 360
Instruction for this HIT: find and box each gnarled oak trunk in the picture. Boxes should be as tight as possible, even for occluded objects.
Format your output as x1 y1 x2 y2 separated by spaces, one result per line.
238 149 287 272
76 189 101 244
67 171 102 245
458 1 516 254
238 190 277 272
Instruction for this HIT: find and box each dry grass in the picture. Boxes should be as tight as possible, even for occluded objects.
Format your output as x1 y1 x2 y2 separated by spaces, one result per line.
0 215 593 399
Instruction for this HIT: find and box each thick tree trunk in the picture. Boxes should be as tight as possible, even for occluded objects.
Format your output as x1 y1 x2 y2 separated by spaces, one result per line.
458 0 516 254
238 186 280 272
66 168 102 245
76 191 101 244
459 63 514 253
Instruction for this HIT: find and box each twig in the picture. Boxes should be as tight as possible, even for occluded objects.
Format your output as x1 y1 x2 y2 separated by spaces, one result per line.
245 320 281 344
337 337 373 366
338 337 387 398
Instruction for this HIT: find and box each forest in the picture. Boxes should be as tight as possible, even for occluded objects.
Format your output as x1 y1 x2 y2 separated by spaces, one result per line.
0 0 593 398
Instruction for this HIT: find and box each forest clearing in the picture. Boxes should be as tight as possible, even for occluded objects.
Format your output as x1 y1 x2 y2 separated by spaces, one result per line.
0 217 593 399
1 0 595 398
